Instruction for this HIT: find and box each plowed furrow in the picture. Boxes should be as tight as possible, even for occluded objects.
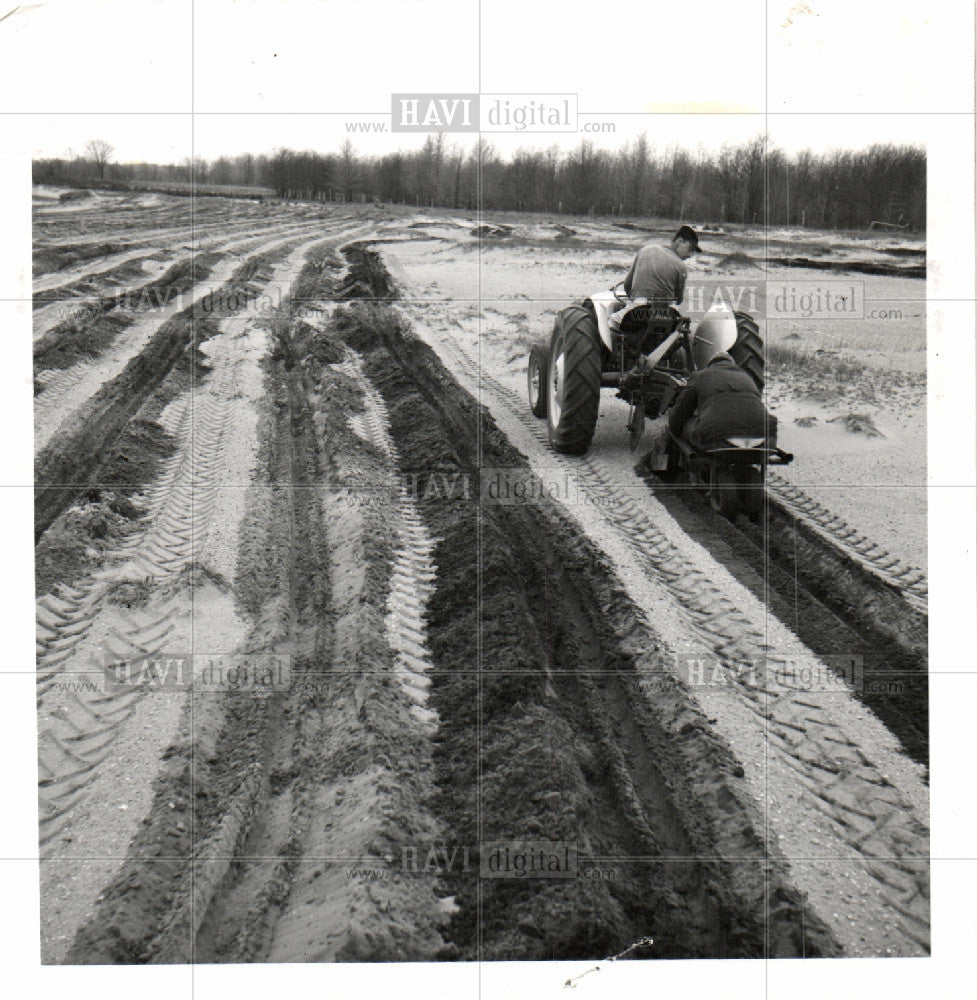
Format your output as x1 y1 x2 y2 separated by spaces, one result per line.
392 278 929 956
326 289 842 960
35 240 331 855
33 230 351 530
33 223 324 342
765 470 927 609
32 222 329 401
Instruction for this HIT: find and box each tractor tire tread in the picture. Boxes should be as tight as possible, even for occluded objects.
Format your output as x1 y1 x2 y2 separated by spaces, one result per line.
548 307 601 454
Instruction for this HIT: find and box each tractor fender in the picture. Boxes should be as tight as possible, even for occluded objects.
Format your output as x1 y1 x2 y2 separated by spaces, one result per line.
583 288 619 353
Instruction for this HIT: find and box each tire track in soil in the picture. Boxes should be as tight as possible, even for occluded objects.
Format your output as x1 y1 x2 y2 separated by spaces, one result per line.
37 236 338 963
764 471 927 611
33 223 344 449
341 245 929 958
326 296 839 960
189 320 449 965
62 246 826 965
640 477 928 764
33 217 326 307
334 350 440 732
37 236 332 838
32 227 366 539
61 246 447 964
45 226 926 964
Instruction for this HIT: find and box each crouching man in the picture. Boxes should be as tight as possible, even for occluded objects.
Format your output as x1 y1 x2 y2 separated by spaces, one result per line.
667 352 776 448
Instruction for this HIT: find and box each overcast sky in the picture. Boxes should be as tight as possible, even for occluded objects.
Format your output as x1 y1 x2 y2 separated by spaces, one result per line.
2 0 970 163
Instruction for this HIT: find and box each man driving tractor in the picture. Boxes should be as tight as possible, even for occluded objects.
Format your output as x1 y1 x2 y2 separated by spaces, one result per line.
619 224 701 310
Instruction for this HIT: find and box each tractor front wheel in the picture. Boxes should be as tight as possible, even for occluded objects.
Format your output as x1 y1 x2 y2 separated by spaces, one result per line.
527 339 549 418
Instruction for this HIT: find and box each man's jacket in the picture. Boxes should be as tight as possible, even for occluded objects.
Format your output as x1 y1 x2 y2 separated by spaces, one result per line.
667 354 776 446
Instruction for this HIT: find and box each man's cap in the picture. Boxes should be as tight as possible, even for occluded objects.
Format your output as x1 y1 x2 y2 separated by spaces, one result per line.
674 225 701 252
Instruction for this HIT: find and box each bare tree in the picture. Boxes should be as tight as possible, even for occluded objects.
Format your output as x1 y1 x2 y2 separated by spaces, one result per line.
623 132 652 215
33 137 922 230
85 139 114 182
337 139 357 202
209 156 233 186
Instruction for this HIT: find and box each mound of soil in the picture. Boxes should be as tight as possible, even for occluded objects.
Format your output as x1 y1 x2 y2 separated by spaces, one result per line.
470 224 514 239
35 500 137 597
717 252 756 268
294 320 345 364
62 241 448 966
613 222 657 234
771 256 925 278
828 412 885 436
35 254 220 366
34 417 178 589
334 242 398 300
33 240 128 277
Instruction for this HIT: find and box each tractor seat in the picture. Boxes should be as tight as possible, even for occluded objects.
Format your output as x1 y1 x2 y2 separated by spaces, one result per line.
616 302 679 353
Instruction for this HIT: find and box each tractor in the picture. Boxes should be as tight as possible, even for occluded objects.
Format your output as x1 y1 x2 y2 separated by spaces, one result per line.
526 283 792 519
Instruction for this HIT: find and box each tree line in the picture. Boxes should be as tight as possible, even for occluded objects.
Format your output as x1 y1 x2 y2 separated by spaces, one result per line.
33 134 925 230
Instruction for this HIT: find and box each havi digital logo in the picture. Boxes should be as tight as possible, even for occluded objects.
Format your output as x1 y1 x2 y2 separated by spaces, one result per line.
391 93 578 133
391 94 479 133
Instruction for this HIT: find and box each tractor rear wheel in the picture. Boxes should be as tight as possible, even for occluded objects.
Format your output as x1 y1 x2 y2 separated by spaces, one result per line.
732 312 764 391
546 306 601 455
738 466 764 522
660 438 681 482
527 339 549 418
709 466 740 520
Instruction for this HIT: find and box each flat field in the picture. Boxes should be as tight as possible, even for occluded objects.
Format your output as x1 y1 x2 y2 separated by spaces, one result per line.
32 189 929 965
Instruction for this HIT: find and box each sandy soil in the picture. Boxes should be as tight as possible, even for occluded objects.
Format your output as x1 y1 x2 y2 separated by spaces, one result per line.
32 218 333 346
33 226 340 454
379 228 926 575
36 236 329 962
375 231 929 957
34 247 165 294
32 193 930 964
